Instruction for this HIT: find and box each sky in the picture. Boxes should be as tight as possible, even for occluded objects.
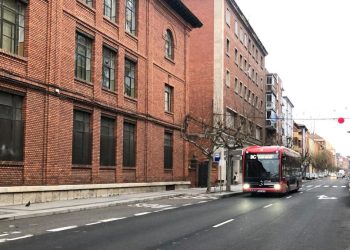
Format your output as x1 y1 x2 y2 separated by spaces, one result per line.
234 0 350 156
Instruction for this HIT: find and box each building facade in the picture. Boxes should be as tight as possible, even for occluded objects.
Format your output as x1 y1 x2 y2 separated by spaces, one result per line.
282 96 294 148
183 0 268 185
0 0 201 186
265 73 283 146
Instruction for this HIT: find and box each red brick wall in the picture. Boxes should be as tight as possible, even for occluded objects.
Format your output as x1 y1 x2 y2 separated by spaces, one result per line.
0 0 195 186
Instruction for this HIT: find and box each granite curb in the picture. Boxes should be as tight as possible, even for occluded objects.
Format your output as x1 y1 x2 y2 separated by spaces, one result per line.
0 190 243 221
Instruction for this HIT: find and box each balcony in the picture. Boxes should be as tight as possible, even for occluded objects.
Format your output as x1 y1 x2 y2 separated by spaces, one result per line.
266 84 276 94
266 119 277 130
266 101 276 111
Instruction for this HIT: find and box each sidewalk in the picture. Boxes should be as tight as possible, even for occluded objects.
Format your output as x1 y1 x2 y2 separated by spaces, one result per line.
0 184 243 221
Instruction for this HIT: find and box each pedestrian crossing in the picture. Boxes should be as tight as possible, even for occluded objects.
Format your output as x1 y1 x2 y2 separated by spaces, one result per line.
301 184 347 189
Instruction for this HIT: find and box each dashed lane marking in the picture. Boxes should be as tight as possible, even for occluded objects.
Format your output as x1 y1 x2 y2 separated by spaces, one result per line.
263 204 273 208
47 226 77 232
0 234 33 243
213 219 234 228
286 196 292 199
332 186 338 188
134 212 152 216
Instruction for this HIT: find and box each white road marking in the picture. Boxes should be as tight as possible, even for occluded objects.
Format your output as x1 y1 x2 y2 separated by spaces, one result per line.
182 203 192 206
324 185 329 187
300 192 304 194
263 204 273 208
154 207 177 212
318 195 337 200
332 186 338 188
315 185 321 187
100 217 126 222
0 234 9 237
306 185 313 188
213 219 234 228
197 201 208 204
47 226 78 232
341 186 346 188
286 196 292 199
85 222 102 226
0 234 33 243
11 231 21 234
134 212 152 216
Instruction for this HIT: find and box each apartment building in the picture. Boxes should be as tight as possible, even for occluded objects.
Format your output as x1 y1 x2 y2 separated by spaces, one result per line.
0 0 201 186
282 96 294 148
265 73 283 146
183 0 267 185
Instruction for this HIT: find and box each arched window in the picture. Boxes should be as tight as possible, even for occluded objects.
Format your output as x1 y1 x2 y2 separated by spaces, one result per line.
165 29 174 60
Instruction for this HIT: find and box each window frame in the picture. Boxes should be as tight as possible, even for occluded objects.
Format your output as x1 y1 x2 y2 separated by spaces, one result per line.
102 46 116 91
164 84 173 113
123 121 136 167
165 29 174 60
100 116 116 167
124 58 136 98
75 32 92 82
103 0 116 22
164 131 173 169
125 0 136 36
72 110 92 166
0 91 24 162
0 0 26 56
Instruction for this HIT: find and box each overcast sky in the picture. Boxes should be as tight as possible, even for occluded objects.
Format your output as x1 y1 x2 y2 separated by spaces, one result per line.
234 0 350 156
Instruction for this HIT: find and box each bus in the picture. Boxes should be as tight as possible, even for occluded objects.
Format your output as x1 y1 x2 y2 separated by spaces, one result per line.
242 146 302 194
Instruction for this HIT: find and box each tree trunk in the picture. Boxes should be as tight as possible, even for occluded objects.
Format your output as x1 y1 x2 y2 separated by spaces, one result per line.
206 157 213 193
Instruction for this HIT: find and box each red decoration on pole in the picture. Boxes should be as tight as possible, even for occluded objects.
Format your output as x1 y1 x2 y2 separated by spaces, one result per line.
338 117 345 124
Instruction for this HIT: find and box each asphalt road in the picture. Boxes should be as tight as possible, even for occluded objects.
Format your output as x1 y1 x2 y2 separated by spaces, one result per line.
0 178 349 250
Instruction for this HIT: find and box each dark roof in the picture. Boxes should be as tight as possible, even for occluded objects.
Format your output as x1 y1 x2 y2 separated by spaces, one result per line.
164 0 203 28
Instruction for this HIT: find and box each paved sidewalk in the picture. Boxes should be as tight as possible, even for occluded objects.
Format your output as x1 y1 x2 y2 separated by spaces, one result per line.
0 184 242 221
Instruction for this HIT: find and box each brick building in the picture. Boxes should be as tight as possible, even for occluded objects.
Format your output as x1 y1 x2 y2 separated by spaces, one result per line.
0 0 201 186
183 0 267 185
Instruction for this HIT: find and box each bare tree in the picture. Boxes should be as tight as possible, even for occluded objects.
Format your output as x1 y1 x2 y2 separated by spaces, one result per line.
181 114 246 193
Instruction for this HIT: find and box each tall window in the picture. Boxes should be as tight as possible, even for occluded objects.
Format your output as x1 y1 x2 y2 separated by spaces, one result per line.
225 9 230 26
84 0 93 7
164 84 173 112
102 47 115 91
234 21 238 36
0 0 26 56
72 110 92 165
124 58 136 98
234 77 239 93
226 38 230 55
0 91 23 161
75 33 92 82
123 122 136 167
164 132 173 169
225 70 230 87
125 0 136 35
104 0 116 22
165 29 174 60
234 48 238 64
100 117 115 166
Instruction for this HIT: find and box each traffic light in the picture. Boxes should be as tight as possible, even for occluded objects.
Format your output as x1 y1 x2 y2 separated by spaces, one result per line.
338 117 345 124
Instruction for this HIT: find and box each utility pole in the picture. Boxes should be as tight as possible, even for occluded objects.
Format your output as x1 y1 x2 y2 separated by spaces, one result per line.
226 149 232 191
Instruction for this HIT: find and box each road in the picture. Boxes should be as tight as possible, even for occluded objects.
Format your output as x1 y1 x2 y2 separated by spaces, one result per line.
0 178 349 250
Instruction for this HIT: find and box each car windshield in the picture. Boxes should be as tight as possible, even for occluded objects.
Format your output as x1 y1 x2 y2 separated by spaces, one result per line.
245 153 279 182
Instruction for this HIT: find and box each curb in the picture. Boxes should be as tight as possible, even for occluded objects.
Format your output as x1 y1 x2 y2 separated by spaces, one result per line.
0 191 244 221
0 193 185 221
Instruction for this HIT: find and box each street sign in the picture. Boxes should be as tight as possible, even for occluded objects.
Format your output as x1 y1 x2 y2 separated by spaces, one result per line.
214 153 220 162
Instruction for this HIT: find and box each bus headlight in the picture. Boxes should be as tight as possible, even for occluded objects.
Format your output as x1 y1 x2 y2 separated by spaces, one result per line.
274 184 281 190
243 183 250 189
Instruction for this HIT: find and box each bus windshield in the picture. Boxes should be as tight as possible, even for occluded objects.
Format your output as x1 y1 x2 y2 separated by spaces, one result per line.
245 153 280 182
